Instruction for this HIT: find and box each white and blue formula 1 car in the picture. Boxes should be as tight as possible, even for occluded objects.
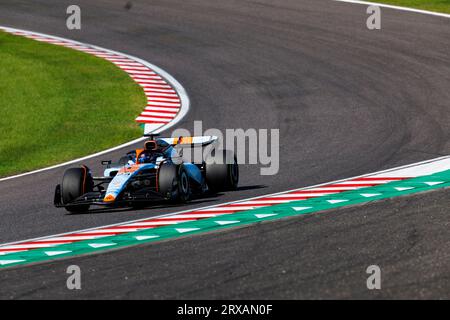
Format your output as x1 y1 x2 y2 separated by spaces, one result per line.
54 135 239 213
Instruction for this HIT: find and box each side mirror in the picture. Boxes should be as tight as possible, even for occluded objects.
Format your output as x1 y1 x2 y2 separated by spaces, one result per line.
101 160 112 168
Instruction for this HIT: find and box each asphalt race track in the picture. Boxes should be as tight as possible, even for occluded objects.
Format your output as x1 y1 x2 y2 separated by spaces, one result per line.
0 0 449 299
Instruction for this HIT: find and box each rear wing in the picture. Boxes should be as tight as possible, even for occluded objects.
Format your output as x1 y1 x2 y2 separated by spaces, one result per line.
159 136 218 147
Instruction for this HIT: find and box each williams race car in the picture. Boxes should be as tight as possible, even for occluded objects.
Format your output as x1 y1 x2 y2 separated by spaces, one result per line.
54 135 239 213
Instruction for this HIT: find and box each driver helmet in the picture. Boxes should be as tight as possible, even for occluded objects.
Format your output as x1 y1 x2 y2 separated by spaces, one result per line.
139 152 152 163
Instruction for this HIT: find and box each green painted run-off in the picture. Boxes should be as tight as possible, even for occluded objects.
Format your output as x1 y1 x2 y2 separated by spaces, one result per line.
1 169 450 268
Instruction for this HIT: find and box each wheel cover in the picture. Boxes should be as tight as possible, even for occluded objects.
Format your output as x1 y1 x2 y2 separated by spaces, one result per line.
180 172 189 194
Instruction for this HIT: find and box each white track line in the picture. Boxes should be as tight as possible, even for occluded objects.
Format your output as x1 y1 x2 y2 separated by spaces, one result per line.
0 26 190 183
333 0 450 19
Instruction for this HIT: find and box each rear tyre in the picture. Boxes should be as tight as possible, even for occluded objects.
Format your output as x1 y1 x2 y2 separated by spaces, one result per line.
61 166 93 213
205 149 239 192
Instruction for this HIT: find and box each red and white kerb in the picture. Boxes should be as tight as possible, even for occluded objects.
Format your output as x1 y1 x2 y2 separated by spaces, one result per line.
0 176 404 254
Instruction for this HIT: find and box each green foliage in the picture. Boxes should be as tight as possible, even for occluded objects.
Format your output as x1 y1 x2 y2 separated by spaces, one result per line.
0 31 146 177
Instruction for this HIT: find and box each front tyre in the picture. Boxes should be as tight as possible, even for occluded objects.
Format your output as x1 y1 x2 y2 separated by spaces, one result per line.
158 163 191 203
61 166 93 213
177 165 191 203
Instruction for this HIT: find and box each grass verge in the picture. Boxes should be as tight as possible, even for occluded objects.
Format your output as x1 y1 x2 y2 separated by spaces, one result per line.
0 31 146 177
364 0 450 14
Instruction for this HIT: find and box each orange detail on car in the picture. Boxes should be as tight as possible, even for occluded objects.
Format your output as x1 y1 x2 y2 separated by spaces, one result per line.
177 136 193 144
135 148 145 164
104 194 116 202
118 164 140 174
